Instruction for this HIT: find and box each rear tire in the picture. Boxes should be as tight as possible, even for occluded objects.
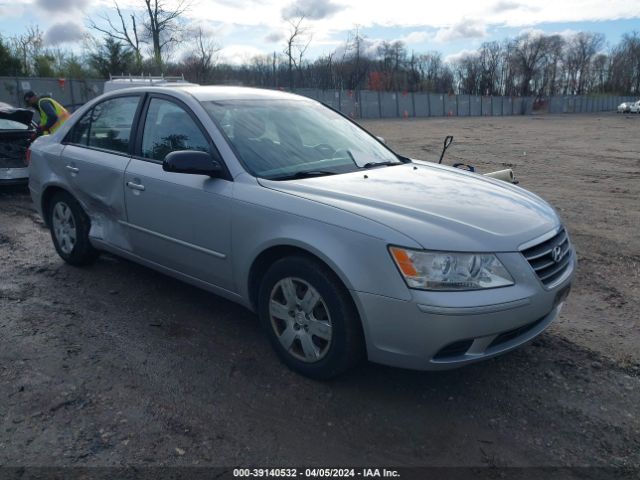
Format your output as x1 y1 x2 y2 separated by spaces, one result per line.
258 255 364 379
48 191 99 266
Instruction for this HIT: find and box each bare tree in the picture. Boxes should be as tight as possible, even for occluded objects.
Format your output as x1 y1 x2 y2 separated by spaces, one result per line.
10 25 44 75
510 32 554 95
88 0 187 72
88 2 143 71
283 15 311 89
142 0 189 69
181 26 220 83
564 32 604 94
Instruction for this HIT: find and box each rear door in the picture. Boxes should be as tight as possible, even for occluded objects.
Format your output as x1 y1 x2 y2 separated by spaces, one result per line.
61 94 142 251
122 94 235 291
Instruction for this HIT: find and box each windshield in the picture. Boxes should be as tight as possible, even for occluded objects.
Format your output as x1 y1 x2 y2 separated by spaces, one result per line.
203 99 401 180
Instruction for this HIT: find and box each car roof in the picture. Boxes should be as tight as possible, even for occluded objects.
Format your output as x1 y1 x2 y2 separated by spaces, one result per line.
101 85 308 103
182 86 306 102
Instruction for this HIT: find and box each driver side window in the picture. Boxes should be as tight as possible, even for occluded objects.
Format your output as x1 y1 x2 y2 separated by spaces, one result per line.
141 98 210 161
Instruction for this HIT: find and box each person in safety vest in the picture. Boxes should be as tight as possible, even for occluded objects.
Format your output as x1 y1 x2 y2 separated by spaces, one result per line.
23 91 70 136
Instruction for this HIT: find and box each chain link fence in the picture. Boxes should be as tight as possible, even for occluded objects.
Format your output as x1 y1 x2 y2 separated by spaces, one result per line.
1 77 636 118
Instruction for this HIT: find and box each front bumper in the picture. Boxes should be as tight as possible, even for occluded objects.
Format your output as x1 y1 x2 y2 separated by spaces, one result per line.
352 249 576 370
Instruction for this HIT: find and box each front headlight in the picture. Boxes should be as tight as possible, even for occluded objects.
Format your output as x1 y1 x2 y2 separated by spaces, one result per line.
389 246 514 291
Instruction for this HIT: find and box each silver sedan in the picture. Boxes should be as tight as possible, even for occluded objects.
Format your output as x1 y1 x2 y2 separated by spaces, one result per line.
27 86 575 378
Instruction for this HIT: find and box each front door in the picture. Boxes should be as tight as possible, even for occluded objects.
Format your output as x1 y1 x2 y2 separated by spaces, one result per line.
123 95 235 291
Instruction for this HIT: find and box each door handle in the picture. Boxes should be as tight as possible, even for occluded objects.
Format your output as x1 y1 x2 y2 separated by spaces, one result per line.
66 165 79 173
126 181 145 191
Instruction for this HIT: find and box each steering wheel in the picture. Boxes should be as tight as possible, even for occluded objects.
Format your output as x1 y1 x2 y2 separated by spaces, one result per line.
313 143 335 157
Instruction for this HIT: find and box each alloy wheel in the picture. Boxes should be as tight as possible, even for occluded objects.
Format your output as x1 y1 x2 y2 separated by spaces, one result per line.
52 201 77 255
269 277 333 363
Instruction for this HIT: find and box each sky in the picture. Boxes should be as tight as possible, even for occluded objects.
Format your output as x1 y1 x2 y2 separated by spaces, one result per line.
1 0 639 64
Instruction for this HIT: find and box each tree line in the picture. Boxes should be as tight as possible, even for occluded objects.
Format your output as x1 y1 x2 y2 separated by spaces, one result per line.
0 0 639 97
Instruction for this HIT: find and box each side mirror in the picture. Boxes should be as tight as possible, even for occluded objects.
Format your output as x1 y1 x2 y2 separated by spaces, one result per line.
162 150 222 177
376 136 386 144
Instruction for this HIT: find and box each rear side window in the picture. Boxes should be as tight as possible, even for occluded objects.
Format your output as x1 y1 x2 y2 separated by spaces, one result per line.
141 98 210 161
66 110 91 145
88 97 140 153
66 96 140 154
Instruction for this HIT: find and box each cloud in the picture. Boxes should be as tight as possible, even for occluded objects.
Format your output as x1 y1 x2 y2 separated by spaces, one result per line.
214 0 265 7
491 0 522 12
281 0 345 20
434 19 487 42
444 48 478 64
34 0 89 13
0 2 26 18
399 31 429 44
219 44 266 65
44 21 86 45
185 21 223 38
265 30 285 43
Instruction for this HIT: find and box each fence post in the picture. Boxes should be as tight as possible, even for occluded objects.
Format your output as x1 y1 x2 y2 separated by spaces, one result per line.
426 92 431 117
69 79 76 109
395 91 400 118
14 76 21 105
411 91 416 117
377 90 382 118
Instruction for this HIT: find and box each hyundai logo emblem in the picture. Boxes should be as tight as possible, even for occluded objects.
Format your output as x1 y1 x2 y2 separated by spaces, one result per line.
552 245 563 263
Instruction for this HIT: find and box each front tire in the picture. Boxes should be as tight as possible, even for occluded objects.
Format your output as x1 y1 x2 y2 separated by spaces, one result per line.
48 191 99 266
258 255 364 379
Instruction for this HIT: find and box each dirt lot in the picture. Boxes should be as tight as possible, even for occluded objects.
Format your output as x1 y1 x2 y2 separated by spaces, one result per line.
1 113 638 471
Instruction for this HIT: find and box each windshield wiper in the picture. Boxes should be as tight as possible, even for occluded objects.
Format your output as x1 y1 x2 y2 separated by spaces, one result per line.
272 170 338 181
362 161 400 169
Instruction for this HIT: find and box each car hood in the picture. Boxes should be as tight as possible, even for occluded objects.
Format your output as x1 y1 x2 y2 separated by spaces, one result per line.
0 107 34 127
258 162 560 252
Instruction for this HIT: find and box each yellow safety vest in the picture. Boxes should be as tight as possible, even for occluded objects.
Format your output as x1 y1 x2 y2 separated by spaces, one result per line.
38 98 71 134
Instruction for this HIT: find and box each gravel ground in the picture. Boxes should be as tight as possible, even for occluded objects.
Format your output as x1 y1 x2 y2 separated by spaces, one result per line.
0 113 638 470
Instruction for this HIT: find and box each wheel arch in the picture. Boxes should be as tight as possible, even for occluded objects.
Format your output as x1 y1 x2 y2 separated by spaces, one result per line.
41 184 76 228
247 243 356 313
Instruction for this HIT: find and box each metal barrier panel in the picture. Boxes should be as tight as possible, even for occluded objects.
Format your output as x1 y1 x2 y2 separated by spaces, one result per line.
3 79 635 118
319 90 340 110
456 94 470 116
398 92 413 117
0 78 19 104
0 77 105 109
525 97 534 115
294 88 318 101
429 94 444 117
443 94 457 116
414 93 429 117
380 92 397 118
481 96 491 115
502 96 513 116
512 97 523 115
340 91 357 118
469 95 481 116
359 90 379 119
491 96 502 116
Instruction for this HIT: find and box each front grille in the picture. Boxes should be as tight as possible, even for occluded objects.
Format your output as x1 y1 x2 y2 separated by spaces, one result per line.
522 228 572 287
